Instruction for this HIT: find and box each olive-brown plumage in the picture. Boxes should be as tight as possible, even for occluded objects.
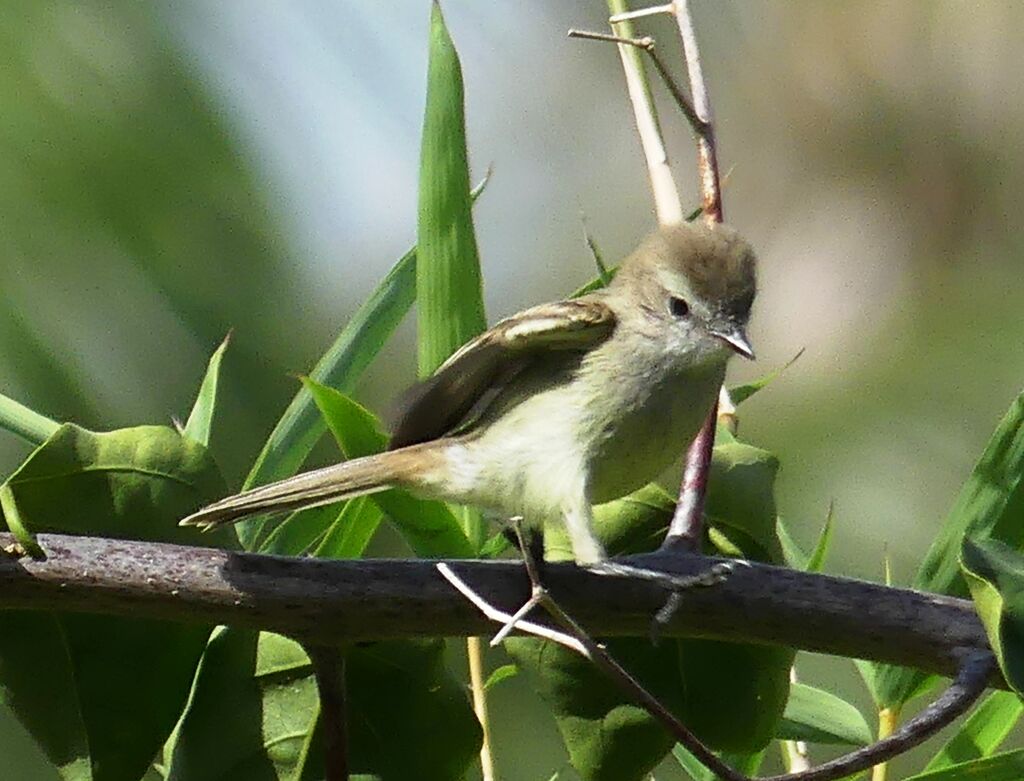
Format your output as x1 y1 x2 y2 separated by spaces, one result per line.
182 221 757 563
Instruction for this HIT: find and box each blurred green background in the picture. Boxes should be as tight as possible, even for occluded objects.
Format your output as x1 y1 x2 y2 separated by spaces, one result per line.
1 1 1021 778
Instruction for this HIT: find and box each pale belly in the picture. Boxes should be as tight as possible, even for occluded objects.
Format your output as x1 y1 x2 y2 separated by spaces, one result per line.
438 359 725 519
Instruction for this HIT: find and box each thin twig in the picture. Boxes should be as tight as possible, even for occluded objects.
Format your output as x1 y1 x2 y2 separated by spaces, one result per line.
608 3 674 23
437 561 750 781
306 645 349 781
665 0 723 552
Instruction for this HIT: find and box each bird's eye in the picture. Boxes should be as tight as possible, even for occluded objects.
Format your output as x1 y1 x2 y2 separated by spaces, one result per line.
668 296 690 318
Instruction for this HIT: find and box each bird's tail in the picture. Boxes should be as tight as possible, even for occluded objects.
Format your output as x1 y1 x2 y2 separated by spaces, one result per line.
180 445 434 530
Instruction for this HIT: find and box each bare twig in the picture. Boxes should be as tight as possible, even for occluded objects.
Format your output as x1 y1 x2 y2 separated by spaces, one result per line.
437 561 750 781
664 0 723 553
440 561 996 781
306 645 349 781
756 651 994 781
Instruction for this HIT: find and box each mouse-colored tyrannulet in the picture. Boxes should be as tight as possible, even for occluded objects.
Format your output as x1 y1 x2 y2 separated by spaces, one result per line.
182 222 757 563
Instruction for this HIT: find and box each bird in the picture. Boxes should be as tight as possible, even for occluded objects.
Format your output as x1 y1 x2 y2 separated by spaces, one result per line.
181 221 757 564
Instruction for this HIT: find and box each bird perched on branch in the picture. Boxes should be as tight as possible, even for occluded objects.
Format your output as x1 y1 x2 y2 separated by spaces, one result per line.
182 222 757 564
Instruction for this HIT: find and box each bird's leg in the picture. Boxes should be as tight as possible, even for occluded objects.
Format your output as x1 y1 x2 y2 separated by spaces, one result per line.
489 519 547 646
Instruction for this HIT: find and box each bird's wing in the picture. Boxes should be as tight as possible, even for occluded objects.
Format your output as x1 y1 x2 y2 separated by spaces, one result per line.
388 297 616 449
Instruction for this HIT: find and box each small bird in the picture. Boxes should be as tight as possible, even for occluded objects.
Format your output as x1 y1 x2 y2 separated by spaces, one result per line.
181 222 757 564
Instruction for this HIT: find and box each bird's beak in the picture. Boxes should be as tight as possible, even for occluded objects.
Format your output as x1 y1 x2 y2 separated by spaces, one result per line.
711 325 755 360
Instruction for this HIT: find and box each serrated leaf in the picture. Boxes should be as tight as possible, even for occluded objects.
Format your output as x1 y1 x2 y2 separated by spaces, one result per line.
904 749 1024 781
961 537 1024 694
169 630 481 781
0 423 230 781
925 690 1023 772
875 390 1024 707
183 333 231 446
303 378 472 557
777 683 872 745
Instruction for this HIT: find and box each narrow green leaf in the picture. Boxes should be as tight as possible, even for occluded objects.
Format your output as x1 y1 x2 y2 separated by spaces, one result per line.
875 389 1024 706
0 390 59 445
777 683 872 746
961 537 1024 694
777 517 809 571
303 378 473 557
925 690 1024 772
904 749 1024 781
416 0 485 378
671 744 714 781
483 663 518 691
728 348 805 406
183 333 231 447
238 246 416 549
919 390 1024 592
258 503 343 557
805 502 835 574
239 175 488 551
417 1 486 550
312 496 383 559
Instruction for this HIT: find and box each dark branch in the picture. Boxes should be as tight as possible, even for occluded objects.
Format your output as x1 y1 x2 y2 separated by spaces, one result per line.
0 534 998 687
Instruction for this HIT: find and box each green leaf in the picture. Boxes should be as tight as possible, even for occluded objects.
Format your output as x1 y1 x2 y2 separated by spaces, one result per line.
0 423 230 781
183 333 231 447
237 246 416 550
416 0 485 378
806 503 835 574
777 683 872 745
728 348 805 406
169 630 481 781
961 537 1024 694
304 378 472 557
505 636 686 781
257 503 344 557
483 663 519 691
925 690 1023 772
311 496 383 559
875 390 1024 707
237 172 490 546
904 749 1024 781
0 390 59 445
777 517 809 570
417 1 487 550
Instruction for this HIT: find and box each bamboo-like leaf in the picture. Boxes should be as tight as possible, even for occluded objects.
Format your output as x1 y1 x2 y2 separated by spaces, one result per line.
416 1 487 550
777 683 872 746
924 690 1023 772
183 333 231 447
303 378 472 557
416 0 485 378
904 749 1024 781
237 172 489 552
874 390 1024 706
